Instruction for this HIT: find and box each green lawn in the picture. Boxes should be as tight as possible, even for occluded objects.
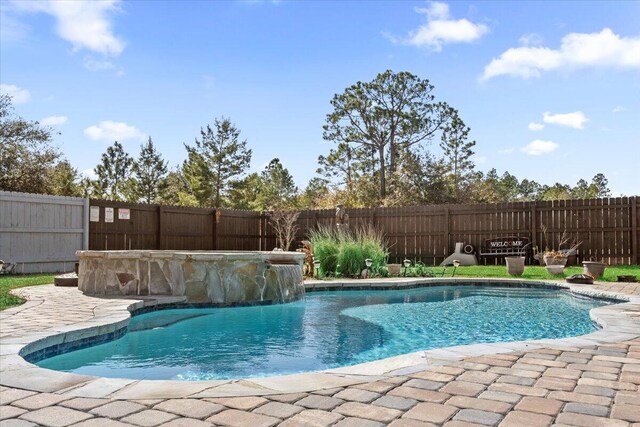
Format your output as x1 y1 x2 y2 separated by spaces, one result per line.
447 264 640 282
0 274 55 310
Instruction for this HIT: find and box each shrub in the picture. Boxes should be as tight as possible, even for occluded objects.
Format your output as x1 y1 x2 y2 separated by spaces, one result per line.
309 225 389 278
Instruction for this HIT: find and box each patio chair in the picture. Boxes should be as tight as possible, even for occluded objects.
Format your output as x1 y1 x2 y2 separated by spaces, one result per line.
0 260 17 275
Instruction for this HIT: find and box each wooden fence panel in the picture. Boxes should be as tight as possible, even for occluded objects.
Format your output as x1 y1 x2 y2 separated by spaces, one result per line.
80 196 638 265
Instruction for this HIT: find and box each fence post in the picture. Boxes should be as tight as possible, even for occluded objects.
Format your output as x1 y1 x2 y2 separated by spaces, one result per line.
83 198 90 250
213 210 219 250
157 205 163 250
632 197 638 265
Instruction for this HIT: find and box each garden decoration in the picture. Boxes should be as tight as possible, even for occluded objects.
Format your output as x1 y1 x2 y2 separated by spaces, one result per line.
335 204 350 233
505 256 525 276
583 261 607 279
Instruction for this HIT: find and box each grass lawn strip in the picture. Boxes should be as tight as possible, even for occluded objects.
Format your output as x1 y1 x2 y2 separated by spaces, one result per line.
0 274 55 310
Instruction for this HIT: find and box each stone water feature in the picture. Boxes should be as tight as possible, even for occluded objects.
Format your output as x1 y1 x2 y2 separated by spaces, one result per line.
76 250 305 304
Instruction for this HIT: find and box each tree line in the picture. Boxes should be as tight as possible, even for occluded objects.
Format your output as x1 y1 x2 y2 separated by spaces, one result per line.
0 70 612 209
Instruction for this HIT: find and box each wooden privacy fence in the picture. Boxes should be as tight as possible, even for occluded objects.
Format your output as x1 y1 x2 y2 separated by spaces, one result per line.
283 197 639 265
86 197 639 266
0 191 89 273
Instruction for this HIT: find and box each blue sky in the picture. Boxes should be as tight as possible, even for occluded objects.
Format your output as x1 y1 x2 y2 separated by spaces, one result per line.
1 0 639 195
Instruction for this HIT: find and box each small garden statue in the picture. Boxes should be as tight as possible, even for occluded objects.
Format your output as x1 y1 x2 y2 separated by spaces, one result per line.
298 240 314 277
335 204 349 233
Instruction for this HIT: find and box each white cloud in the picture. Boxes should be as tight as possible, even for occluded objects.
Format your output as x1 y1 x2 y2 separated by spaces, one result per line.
528 122 545 131
482 28 640 80
40 115 68 126
543 111 588 129
0 83 31 103
612 106 625 113
521 140 559 156
82 57 124 76
498 148 515 154
84 121 145 142
519 33 544 47
388 1 489 51
12 0 125 56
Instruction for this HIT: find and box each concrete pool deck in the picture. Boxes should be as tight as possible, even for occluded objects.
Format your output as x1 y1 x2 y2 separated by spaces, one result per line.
1 278 639 426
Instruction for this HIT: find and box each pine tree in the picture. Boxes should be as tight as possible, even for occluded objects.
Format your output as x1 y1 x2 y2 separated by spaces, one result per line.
182 117 252 207
439 115 476 202
49 160 81 196
94 141 133 201
133 137 168 204
254 158 298 210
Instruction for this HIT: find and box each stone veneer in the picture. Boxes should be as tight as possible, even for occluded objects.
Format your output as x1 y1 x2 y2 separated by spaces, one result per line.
76 250 305 304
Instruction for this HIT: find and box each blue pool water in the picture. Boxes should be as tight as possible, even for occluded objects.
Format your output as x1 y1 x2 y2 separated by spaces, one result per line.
37 286 609 380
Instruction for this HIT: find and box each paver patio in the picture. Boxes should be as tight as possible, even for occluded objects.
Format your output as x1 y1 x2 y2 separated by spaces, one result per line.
1 280 639 426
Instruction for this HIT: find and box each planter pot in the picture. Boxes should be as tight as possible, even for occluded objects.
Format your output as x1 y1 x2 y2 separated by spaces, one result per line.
387 264 401 276
505 256 525 276
546 265 565 276
544 255 568 267
583 261 606 279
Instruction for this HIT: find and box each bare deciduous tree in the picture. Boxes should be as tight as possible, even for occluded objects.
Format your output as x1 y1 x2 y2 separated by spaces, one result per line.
269 210 300 251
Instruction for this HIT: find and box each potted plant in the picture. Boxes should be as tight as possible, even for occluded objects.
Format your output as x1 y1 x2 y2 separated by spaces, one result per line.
538 226 582 267
505 256 525 276
387 263 401 276
583 260 606 279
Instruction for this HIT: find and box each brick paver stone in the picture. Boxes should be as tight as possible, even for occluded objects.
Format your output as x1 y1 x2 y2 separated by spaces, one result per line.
0 406 27 420
206 409 280 427
388 418 437 427
334 402 403 423
453 408 503 426
477 391 522 404
11 393 71 410
206 397 268 410
120 409 177 427
70 417 137 427
1 419 39 427
446 396 512 414
547 391 611 406
267 393 308 403
402 402 458 424
403 379 445 391
388 386 450 403
555 412 629 427
278 409 343 427
514 397 562 415
333 388 381 403
457 371 499 385
352 381 397 394
440 381 487 397
295 395 344 411
499 410 553 427
372 395 418 411
253 401 304 418
0 390 37 406
153 399 224 419
90 401 147 419
496 375 535 386
155 418 212 427
333 417 385 427
18 406 93 427
573 385 616 397
611 403 640 422
563 402 609 417
534 377 577 391
58 398 111 411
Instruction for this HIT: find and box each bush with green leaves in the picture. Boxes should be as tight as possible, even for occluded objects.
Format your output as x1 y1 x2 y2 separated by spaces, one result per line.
309 225 389 278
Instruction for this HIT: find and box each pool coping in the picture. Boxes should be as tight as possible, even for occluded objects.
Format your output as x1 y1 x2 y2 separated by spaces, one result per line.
1 278 639 400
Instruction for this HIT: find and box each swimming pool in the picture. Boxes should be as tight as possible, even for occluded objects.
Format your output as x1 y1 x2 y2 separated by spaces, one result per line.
36 285 609 380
